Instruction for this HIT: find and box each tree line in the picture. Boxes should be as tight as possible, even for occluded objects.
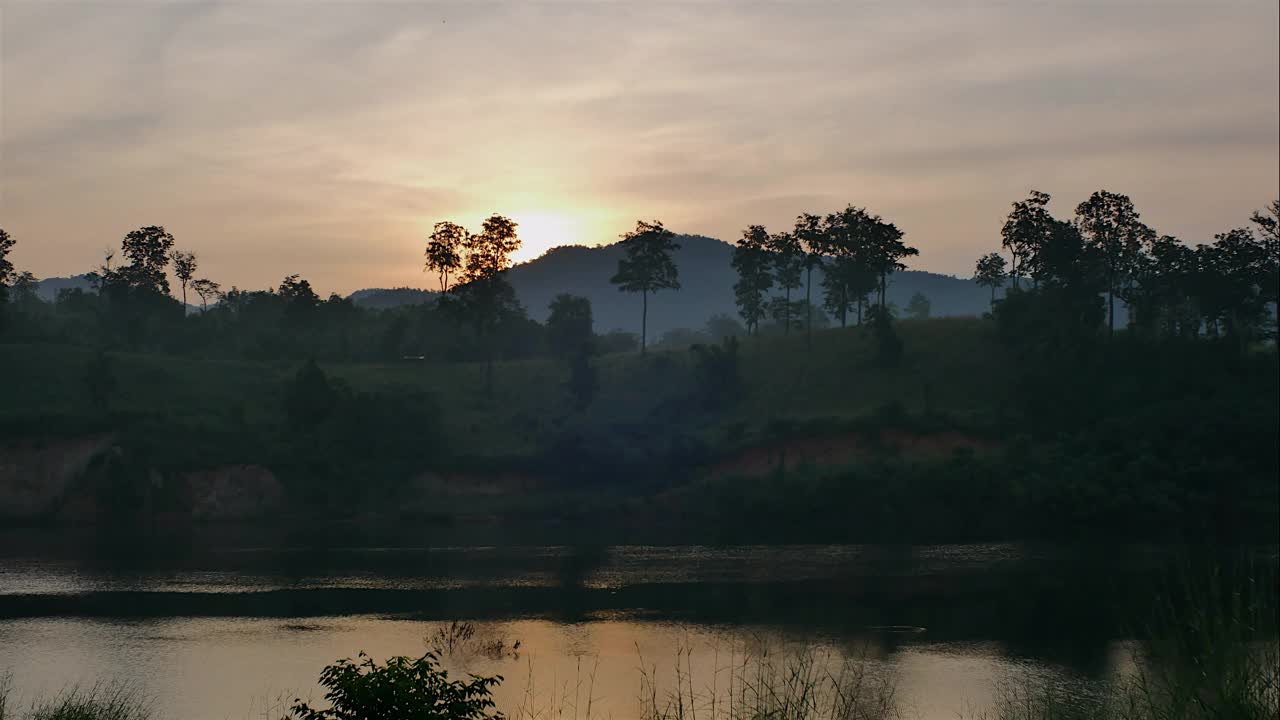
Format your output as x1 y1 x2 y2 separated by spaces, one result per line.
970 191 1278 345
1 191 1276 378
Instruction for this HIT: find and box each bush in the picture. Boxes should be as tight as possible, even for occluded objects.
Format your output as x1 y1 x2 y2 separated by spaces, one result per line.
290 651 503 720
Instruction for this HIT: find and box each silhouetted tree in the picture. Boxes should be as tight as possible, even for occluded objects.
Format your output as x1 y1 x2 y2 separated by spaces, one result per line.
171 250 197 307
1250 198 1280 330
866 216 916 309
610 220 680 353
1075 190 1150 335
731 225 774 335
0 228 14 288
974 252 1007 308
104 226 176 295
452 214 524 392
1001 190 1053 289
905 291 931 320
767 230 803 335
191 278 222 312
794 213 826 346
547 294 594 357
425 221 469 293
820 206 879 327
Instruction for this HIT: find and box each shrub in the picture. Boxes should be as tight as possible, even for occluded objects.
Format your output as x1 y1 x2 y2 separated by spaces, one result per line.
290 651 503 720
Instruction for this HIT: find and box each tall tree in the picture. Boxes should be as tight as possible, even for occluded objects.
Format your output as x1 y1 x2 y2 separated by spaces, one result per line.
973 252 1007 308
866 216 916 309
1000 190 1054 289
767 230 803 335
1075 190 1149 336
821 206 879 327
453 214 524 391
793 213 827 347
0 228 14 288
1249 198 1280 329
107 226 176 294
610 220 680 353
425 221 469 293
171 250 197 307
731 225 774 335
191 278 222 312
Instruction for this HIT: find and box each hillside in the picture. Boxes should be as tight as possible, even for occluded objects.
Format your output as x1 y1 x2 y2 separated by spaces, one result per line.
352 236 995 334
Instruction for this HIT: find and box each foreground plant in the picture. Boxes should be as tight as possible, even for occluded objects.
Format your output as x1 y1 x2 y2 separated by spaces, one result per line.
289 651 503 720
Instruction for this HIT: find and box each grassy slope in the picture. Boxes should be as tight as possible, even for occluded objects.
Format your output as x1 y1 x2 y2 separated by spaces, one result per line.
1 318 1008 461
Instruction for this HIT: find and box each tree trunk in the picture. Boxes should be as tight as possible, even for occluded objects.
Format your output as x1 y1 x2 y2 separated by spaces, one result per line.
990 285 995 308
181 281 187 309
857 298 863 326
641 289 648 354
805 265 813 347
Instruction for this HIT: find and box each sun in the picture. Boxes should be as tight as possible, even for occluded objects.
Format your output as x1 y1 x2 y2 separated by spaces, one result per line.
508 211 583 262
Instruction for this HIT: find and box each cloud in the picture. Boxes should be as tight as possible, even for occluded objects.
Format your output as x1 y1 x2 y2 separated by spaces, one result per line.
1 0 1276 293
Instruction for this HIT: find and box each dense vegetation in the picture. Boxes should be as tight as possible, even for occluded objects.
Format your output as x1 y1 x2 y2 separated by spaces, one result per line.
0 194 1276 541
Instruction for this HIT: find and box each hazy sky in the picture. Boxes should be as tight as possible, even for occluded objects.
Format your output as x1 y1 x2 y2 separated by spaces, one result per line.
2 1 1277 294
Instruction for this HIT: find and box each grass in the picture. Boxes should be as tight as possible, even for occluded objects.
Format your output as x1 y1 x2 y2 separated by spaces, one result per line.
636 645 902 720
971 563 1280 720
0 679 151 720
0 318 1010 460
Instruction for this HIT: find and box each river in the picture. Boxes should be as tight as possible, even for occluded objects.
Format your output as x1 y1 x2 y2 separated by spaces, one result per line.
0 531 1261 719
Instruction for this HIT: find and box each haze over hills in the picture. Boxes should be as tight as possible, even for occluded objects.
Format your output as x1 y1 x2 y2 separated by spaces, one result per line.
38 235 997 336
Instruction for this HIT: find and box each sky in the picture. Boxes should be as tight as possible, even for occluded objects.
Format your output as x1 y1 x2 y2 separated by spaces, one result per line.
2 0 1277 294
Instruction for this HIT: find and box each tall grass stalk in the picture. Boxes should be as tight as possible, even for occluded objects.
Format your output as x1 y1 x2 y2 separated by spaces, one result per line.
975 562 1279 720
0 683 150 720
637 642 901 720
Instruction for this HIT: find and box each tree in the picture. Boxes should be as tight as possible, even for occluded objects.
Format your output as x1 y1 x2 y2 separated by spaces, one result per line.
289 651 502 720
1249 198 1280 330
731 225 774 335
452 214 524 392
793 213 827 347
191 278 223 312
171 250 197 307
1001 191 1054 289
0 228 14 288
905 291 931 320
973 252 1007 308
1075 190 1149 336
106 226 176 294
609 220 680 353
865 216 916 309
547 294 594 357
820 206 880 327
425 221 468 293
767 230 803 335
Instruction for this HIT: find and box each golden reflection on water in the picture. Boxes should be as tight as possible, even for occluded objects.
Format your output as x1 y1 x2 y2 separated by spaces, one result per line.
0 617 1120 720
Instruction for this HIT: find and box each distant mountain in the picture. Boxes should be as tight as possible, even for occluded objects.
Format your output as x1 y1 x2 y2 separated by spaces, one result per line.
35 274 95 302
352 235 994 335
